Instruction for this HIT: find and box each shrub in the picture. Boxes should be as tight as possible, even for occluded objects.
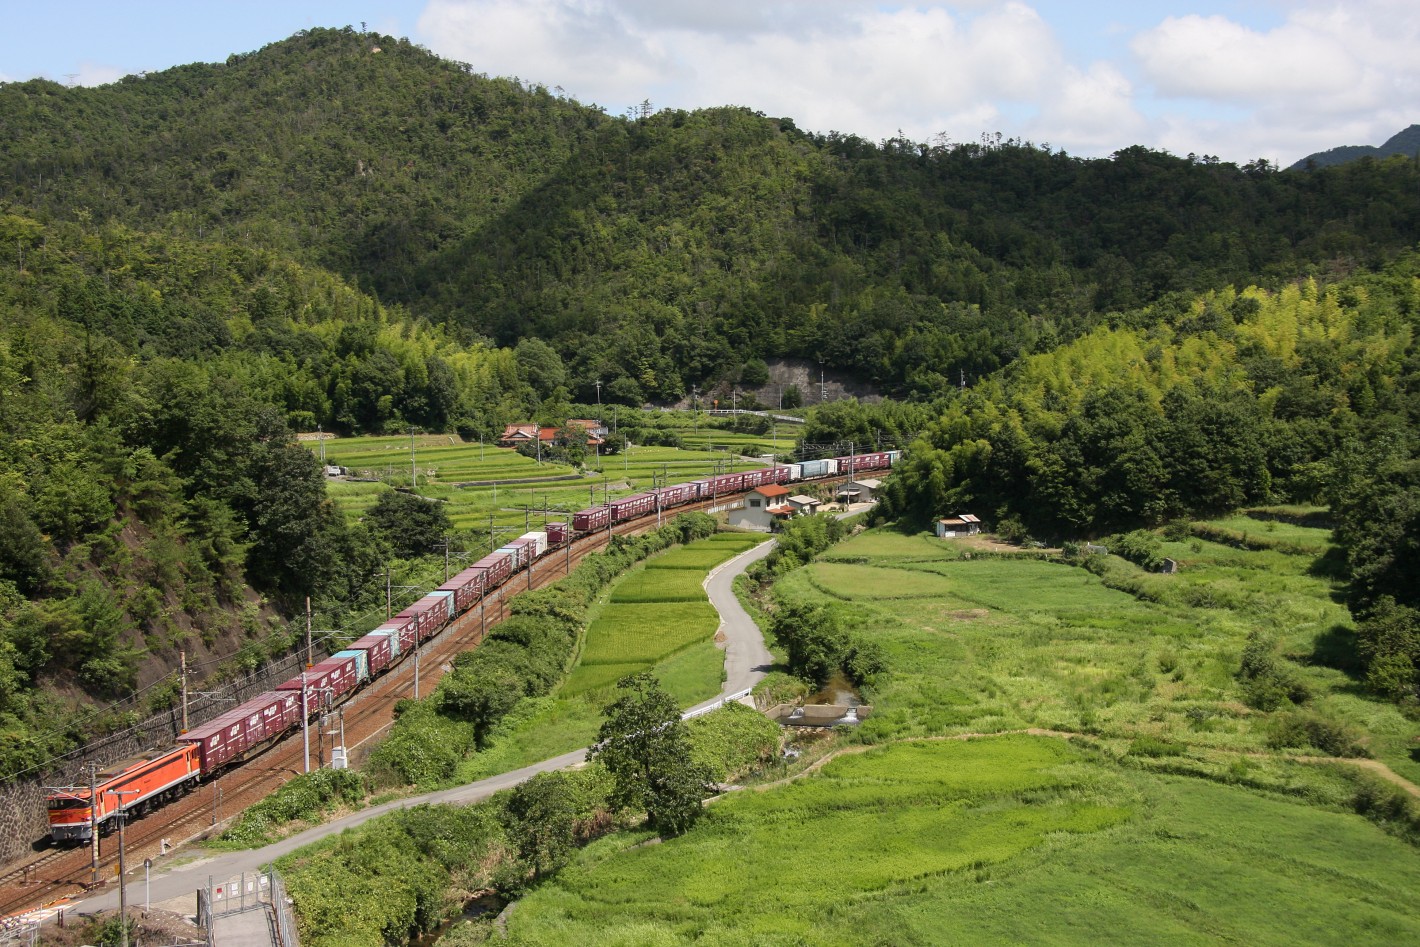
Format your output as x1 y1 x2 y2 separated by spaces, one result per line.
685 703 782 781
1126 736 1187 758
1109 530 1166 572
1237 630 1310 710
1266 711 1367 758
1350 773 1420 841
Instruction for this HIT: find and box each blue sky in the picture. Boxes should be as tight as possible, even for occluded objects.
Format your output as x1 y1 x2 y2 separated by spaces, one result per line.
3 1 1415 164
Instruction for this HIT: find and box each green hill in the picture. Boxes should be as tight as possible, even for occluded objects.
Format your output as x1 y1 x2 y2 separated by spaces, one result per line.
5 27 1420 399
1288 124 1420 171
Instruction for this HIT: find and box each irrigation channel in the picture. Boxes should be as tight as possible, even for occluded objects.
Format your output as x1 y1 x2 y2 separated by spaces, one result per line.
4 518 784 929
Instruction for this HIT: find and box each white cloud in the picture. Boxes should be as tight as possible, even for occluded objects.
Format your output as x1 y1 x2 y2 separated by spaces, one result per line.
1029 61 1145 154
1131 2 1420 161
1132 14 1362 101
413 1 1420 163
73 62 128 87
418 0 1097 144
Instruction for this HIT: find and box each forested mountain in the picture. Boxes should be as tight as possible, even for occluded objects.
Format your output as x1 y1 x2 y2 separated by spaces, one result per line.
1289 125 1420 171
4 27 1420 401
0 212 574 775
5 23 1420 759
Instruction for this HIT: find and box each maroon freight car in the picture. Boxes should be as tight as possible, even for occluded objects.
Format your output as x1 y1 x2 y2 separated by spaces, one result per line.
394 591 453 643
178 690 301 773
836 451 891 477
573 506 610 531
610 492 657 522
470 551 514 591
439 566 486 613
655 483 693 509
375 612 421 655
277 654 360 707
349 633 394 676
546 522 568 545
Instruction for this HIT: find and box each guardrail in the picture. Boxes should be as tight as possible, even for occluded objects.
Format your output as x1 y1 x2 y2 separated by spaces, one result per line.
682 688 753 720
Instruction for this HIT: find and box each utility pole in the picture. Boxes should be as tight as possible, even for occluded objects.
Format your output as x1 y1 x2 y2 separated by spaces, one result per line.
110 789 140 947
318 424 325 464
305 598 314 667
692 385 699 435
88 765 100 885
489 513 496 553
301 671 310 774
595 379 602 422
179 651 189 733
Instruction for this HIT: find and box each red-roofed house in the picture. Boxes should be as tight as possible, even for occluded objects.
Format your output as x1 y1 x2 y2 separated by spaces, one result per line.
499 422 604 447
728 483 801 532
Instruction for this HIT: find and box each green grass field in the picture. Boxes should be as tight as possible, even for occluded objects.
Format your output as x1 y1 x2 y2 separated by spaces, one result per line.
503 734 1420 945
498 515 1420 943
561 536 759 696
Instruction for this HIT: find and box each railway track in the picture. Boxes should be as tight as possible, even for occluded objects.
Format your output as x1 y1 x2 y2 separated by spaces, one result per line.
0 486 834 921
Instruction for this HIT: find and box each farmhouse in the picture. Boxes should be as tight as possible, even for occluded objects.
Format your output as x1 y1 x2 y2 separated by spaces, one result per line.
936 514 982 538
787 494 822 516
836 478 883 505
726 483 795 532
499 421 605 447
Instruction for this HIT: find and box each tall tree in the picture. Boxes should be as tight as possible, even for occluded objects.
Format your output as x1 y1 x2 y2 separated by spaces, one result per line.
588 672 711 836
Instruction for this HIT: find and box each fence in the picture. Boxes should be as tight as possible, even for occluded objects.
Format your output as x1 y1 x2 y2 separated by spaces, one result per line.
198 869 298 947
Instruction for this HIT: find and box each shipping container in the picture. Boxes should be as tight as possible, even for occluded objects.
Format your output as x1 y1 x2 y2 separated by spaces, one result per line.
546 522 568 546
573 506 610 531
277 653 359 706
179 687 297 773
396 591 453 643
836 451 891 476
334 649 369 683
349 634 394 675
519 531 549 557
610 492 657 522
367 627 401 660
373 612 420 655
438 566 485 613
656 483 692 508
470 552 513 591
495 543 523 572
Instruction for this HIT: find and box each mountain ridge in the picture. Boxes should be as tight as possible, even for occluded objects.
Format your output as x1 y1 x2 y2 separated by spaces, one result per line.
1288 124 1420 171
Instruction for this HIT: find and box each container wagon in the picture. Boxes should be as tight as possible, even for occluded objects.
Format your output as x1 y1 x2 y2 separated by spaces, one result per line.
349 633 394 675
573 506 610 531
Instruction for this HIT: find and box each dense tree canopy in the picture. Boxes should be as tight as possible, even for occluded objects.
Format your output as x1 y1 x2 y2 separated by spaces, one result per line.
4 28 1420 399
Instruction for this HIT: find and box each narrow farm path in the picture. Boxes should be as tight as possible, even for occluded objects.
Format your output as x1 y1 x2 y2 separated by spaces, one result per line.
70 538 781 916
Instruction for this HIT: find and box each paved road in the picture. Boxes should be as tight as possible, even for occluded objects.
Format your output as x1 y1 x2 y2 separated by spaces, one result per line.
72 538 781 916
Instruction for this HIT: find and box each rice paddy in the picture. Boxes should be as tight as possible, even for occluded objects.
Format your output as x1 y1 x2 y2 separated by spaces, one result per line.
498 513 1420 944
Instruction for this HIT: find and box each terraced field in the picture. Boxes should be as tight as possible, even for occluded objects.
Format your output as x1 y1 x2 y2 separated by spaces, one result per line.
309 432 778 541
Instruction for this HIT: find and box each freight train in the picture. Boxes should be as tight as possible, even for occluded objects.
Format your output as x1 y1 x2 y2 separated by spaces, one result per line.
45 450 898 843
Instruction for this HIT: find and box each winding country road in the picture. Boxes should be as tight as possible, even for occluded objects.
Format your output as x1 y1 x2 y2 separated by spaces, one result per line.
69 538 780 915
